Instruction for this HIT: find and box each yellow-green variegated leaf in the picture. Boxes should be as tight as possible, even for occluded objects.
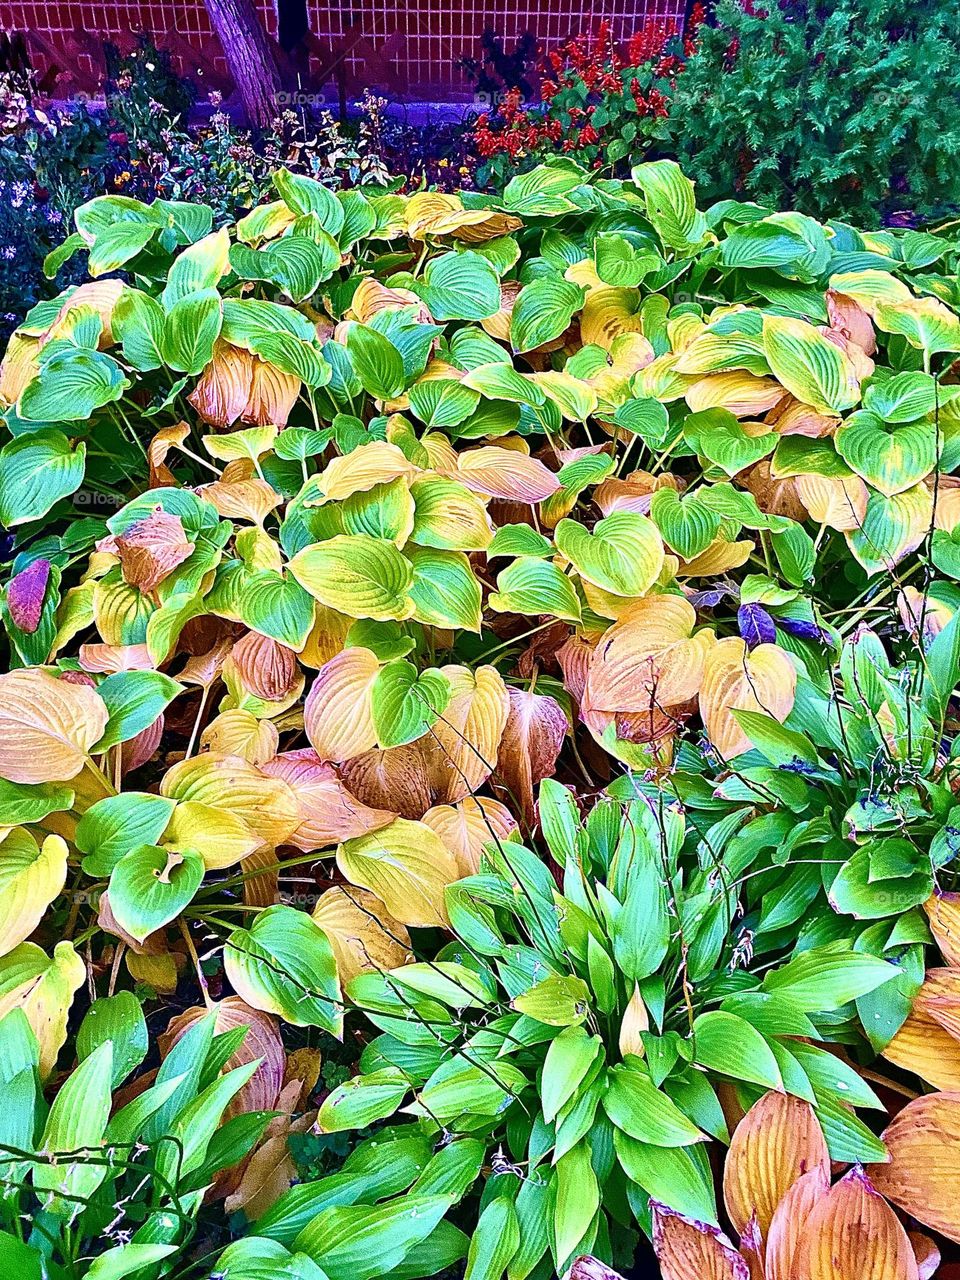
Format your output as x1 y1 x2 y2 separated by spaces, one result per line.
0 832 69 957
409 478 494 551
556 513 664 597
0 940 86 1077
874 296 960 355
488 557 582 622
407 547 483 631
762 314 860 414
289 534 414 621
835 410 938 496
337 818 459 928
845 484 933 576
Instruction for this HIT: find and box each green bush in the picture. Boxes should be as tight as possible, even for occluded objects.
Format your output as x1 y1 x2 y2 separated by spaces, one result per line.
670 0 960 226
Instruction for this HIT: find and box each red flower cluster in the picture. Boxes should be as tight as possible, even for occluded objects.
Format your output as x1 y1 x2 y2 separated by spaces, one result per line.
471 18 687 169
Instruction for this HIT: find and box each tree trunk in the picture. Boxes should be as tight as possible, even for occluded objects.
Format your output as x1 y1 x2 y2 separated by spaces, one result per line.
203 0 283 129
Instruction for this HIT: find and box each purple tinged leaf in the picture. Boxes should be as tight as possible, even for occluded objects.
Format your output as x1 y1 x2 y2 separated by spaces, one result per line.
778 616 824 642
737 602 776 648
7 558 51 634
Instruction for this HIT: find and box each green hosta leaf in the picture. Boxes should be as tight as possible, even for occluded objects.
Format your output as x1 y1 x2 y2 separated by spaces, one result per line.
418 251 500 321
846 486 931 576
595 232 662 287
295 1196 451 1280
0 431 86 526
215 1238 329 1280
631 160 709 251
762 314 860 413
512 975 591 1026
370 659 450 748
93 670 183 751
344 323 406 399
161 287 223 374
510 278 584 353
487 525 553 559
829 843 934 919
162 229 230 307
0 779 74 827
691 1011 782 1089
108 845 204 944
650 489 723 559
77 991 148 1087
541 1026 602 1124
289 534 413 621
862 371 941 422
488 556 582 622
231 235 340 303
407 547 483 631
762 946 897 1011
614 396 670 445
407 377 480 428
33 1041 113 1213
209 565 316 650
503 165 581 216
835 410 938 496
112 287 166 371
614 1132 718 1225
555 512 664 596
554 1142 599 1265
317 1068 409 1133
602 1063 705 1146
224 903 341 1032
274 168 345 235
462 361 545 406
685 409 777 477
19 348 128 422
87 220 158 275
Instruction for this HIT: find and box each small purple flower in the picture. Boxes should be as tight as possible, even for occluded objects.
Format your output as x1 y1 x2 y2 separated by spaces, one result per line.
737 602 776 648
7 558 51 633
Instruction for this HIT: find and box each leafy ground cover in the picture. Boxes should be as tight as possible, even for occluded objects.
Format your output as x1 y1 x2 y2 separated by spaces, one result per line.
1 158 960 1277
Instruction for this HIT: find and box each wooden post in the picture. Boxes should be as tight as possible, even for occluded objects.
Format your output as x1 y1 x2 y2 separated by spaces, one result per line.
202 0 283 127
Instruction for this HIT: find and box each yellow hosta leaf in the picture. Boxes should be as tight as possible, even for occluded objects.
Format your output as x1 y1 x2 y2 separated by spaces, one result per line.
198 477 282 524
164 801 263 870
0 669 108 784
454 447 560 503
701 638 797 759
289 534 415 621
337 817 459 928
404 191 463 238
200 710 280 764
618 984 650 1059
685 372 787 418
422 664 510 803
316 441 418 501
795 474 869 532
0 332 41 406
0 940 86 1077
426 208 523 243
0 832 69 958
924 891 960 967
161 753 298 850
350 278 429 323
311 885 412 984
580 287 644 349
765 1169 830 1280
303 648 380 762
410 477 494 551
584 596 716 714
421 796 519 876
678 538 754 577
299 603 353 670
203 424 278 464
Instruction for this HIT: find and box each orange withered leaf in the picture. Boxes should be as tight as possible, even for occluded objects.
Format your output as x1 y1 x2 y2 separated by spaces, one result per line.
907 1233 940 1280
924 892 960 968
303 647 380 762
882 988 960 1091
870 1092 960 1245
454 446 560 503
261 749 396 850
700 637 797 759
421 796 519 875
422 664 510 804
827 289 877 355
188 341 255 427
148 421 191 487
243 357 299 427
311 884 412 985
723 1091 831 1245
652 1203 750 1280
795 1166 919 1280
764 1167 831 1280
161 998 284 1117
494 687 568 825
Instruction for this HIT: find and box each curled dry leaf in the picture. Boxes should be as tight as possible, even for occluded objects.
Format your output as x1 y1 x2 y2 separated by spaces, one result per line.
700 637 797 759
121 711 164 775
421 796 519 876
340 744 434 820
796 1166 919 1280
652 1203 750 1280
311 884 412 985
109 508 194 594
0 668 108 784
188 341 255 428
147 421 191 487
231 631 301 702
494 687 568 826
907 1233 941 1280
160 997 285 1117
870 1092 960 1244
239 844 280 908
261 748 396 849
722 1091 830 1244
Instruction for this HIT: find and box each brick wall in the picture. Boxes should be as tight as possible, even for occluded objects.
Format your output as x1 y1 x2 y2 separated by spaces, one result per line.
1 0 688 97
